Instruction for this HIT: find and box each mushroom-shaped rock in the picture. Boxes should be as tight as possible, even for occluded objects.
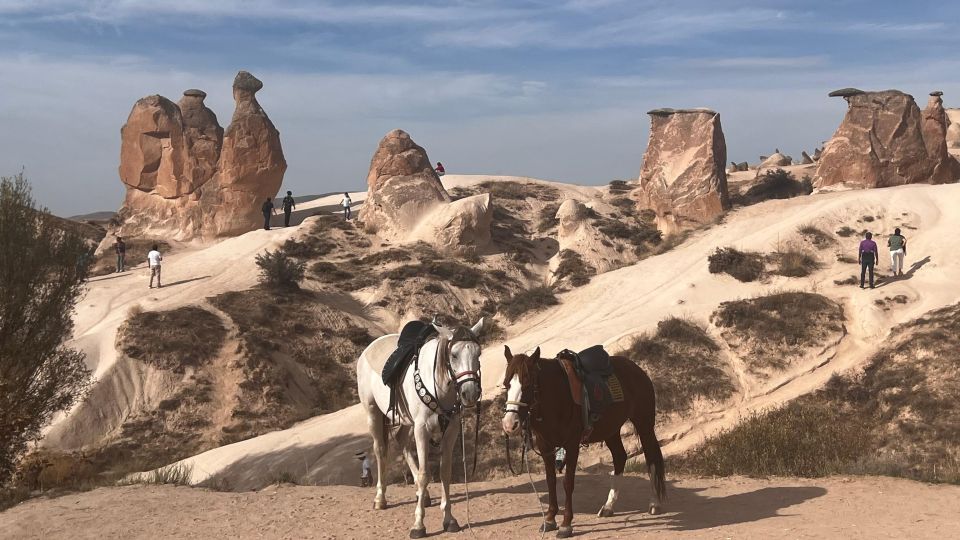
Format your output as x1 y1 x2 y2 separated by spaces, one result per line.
815 89 960 188
759 151 792 168
178 89 223 191
800 151 814 165
361 129 450 237
920 91 960 181
633 108 729 233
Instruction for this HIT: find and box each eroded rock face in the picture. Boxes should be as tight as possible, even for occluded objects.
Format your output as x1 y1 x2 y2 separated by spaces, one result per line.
921 92 960 182
361 129 450 237
411 193 492 252
633 108 729 232
113 71 286 241
801 151 814 164
814 89 960 189
759 151 792 168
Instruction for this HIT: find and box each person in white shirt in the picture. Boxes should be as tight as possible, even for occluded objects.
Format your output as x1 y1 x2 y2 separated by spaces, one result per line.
341 192 352 220
147 245 163 289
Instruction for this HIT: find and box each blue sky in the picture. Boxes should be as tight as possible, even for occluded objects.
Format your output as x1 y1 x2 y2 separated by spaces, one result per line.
2 0 960 216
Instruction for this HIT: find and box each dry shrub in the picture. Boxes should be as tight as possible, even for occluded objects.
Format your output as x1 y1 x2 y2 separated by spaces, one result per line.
622 318 734 414
280 237 335 259
733 168 812 206
537 202 562 233
118 306 227 371
501 286 559 321
708 247 765 282
554 249 595 287
711 292 843 372
255 249 306 290
835 226 857 237
769 246 819 277
797 224 834 248
608 179 634 193
383 261 483 289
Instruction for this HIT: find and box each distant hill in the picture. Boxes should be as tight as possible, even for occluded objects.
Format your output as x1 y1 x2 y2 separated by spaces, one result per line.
68 211 116 222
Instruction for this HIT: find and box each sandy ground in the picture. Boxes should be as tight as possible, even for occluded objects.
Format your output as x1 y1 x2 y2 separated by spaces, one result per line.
3 474 959 539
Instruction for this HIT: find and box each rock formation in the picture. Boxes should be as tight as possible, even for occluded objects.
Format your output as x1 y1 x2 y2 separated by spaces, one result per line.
112 71 285 242
361 129 450 237
814 88 960 189
800 151 814 164
633 108 729 232
411 193 492 251
759 149 792 168
920 91 960 182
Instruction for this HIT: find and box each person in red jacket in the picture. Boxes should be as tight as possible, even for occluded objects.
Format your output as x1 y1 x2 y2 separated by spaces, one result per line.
435 162 445 176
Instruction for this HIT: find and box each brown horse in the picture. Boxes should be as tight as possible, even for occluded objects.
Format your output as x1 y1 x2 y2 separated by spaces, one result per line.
500 346 666 538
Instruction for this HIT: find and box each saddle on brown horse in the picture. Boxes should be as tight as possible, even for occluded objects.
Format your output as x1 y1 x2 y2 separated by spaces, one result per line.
556 345 622 441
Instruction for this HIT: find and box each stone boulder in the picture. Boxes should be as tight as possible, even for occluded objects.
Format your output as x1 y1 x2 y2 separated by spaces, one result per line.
920 91 960 181
814 88 960 189
112 71 286 242
800 151 814 164
759 150 792 168
551 199 624 278
361 129 451 238
633 108 729 233
410 193 492 252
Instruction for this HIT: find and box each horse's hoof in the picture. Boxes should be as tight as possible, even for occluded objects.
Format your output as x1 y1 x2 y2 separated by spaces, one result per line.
598 507 614 518
443 519 461 533
409 527 427 539
649 503 661 515
373 499 387 510
557 526 574 538
540 521 558 533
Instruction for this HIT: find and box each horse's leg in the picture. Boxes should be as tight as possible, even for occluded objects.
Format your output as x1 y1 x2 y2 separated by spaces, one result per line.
540 445 560 533
367 408 389 510
597 435 627 518
397 427 429 504
409 423 431 539
557 444 579 538
438 420 461 533
634 414 667 515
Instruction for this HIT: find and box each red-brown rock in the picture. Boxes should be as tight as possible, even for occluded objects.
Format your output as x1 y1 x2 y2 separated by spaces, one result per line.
633 108 729 232
815 89 960 189
118 95 193 198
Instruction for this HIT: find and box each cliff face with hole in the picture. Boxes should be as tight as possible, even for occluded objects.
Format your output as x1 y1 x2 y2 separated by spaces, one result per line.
814 89 960 189
633 108 729 233
112 71 286 242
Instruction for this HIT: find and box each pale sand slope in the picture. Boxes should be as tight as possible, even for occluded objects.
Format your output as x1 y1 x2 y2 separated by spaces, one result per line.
43 189 368 449
3 475 959 539
159 180 960 488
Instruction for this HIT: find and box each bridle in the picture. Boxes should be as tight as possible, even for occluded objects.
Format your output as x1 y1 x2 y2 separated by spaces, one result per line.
502 355 542 475
412 326 482 433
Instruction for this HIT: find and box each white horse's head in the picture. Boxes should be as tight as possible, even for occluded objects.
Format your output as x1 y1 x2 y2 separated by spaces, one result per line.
435 317 485 406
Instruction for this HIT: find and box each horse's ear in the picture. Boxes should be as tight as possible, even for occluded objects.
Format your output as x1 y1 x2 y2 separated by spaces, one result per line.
531 347 541 361
470 317 485 337
504 345 512 360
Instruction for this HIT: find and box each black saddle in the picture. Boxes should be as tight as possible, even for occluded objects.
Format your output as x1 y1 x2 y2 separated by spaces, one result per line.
559 345 616 440
576 345 613 377
382 320 437 385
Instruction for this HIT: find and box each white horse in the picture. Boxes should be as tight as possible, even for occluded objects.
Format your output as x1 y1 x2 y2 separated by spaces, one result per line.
357 318 485 539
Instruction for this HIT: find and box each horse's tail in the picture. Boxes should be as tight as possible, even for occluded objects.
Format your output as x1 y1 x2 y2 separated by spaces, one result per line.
638 424 667 502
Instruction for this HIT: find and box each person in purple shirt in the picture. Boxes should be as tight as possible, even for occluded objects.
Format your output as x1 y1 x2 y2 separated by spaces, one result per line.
858 231 879 289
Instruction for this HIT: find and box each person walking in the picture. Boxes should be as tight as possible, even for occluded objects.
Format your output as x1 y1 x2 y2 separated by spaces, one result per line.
147 244 162 289
114 236 126 273
341 192 352 220
858 231 879 289
435 161 445 176
261 197 275 230
357 452 371 487
281 190 296 227
888 227 907 277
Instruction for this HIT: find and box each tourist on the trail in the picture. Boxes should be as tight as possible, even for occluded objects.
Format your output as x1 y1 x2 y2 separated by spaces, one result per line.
341 192 352 220
281 190 296 227
358 452 371 487
147 244 162 289
435 161 445 176
555 447 566 474
262 197 275 230
858 231 879 289
114 236 126 273
888 227 907 277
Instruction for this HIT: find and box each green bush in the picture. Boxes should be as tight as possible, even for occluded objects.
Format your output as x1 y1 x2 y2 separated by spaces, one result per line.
256 249 306 290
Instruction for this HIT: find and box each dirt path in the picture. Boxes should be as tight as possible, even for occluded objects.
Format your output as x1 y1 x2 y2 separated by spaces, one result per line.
3 474 957 539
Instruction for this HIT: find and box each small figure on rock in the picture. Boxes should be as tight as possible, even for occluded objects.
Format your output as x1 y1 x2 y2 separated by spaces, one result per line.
858 231 879 289
341 192 352 220
147 244 163 289
888 227 908 277
281 190 296 227
261 197 275 230
114 236 126 273
435 161 445 177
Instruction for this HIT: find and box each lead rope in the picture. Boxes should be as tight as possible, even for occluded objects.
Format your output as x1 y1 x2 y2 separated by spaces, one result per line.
521 425 547 540
459 414 477 538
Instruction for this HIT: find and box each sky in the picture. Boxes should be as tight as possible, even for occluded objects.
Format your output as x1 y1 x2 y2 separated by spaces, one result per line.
2 1 960 216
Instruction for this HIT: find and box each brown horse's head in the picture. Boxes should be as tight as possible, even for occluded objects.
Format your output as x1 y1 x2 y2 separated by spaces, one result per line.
501 345 540 435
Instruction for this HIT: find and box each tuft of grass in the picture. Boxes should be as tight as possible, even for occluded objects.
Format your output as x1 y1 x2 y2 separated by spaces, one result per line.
797 225 834 248
769 246 819 277
280 237 335 259
501 286 559 321
860 215 875 222
118 306 227 371
608 179 634 193
708 247 765 282
732 169 812 206
836 226 857 238
711 292 844 372
554 249 595 287
537 202 562 233
383 260 482 289
622 318 734 414
834 276 858 286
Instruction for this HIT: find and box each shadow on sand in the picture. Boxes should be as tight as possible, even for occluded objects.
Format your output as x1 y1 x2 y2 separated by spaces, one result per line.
874 255 930 289
461 474 826 534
